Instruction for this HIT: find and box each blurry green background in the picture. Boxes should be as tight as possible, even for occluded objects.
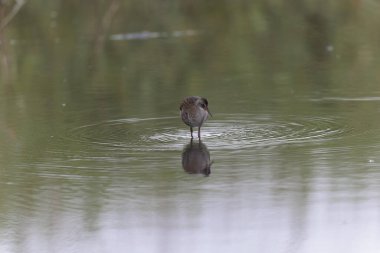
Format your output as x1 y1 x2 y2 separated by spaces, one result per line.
1 0 380 166
1 0 380 151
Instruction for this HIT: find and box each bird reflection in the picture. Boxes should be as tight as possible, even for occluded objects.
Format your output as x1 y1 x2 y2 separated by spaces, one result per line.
181 140 213 176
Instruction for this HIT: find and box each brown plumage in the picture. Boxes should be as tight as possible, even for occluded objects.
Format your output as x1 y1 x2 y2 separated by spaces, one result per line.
180 96 212 139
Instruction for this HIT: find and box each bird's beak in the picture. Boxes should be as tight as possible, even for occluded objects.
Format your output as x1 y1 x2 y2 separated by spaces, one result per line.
207 107 212 117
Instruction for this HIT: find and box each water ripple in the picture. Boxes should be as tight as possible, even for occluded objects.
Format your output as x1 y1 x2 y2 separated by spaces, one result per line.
62 114 355 152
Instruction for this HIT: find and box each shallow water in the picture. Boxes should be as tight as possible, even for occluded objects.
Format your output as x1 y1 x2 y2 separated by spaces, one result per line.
1 1 380 253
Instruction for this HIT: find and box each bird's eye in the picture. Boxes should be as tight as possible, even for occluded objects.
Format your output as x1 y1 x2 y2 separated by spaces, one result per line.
200 103 206 108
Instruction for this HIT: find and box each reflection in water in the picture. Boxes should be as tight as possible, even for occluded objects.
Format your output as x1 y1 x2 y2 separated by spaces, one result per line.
110 30 198 41
181 140 212 176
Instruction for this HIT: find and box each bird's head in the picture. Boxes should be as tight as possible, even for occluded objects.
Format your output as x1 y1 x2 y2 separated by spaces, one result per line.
198 97 212 117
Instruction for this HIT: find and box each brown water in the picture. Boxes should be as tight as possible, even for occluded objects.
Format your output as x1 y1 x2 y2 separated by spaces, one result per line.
1 1 380 253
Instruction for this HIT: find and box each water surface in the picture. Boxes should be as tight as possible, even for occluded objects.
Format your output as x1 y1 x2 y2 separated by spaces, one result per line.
1 1 380 253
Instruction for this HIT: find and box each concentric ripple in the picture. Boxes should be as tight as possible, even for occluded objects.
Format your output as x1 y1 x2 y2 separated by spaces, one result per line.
62 114 355 152
204 115 351 150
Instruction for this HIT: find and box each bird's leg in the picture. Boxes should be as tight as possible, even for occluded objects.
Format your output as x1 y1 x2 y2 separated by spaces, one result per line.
198 127 201 139
190 127 193 139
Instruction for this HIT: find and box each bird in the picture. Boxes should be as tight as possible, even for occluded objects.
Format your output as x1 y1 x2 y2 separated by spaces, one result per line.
180 96 212 139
